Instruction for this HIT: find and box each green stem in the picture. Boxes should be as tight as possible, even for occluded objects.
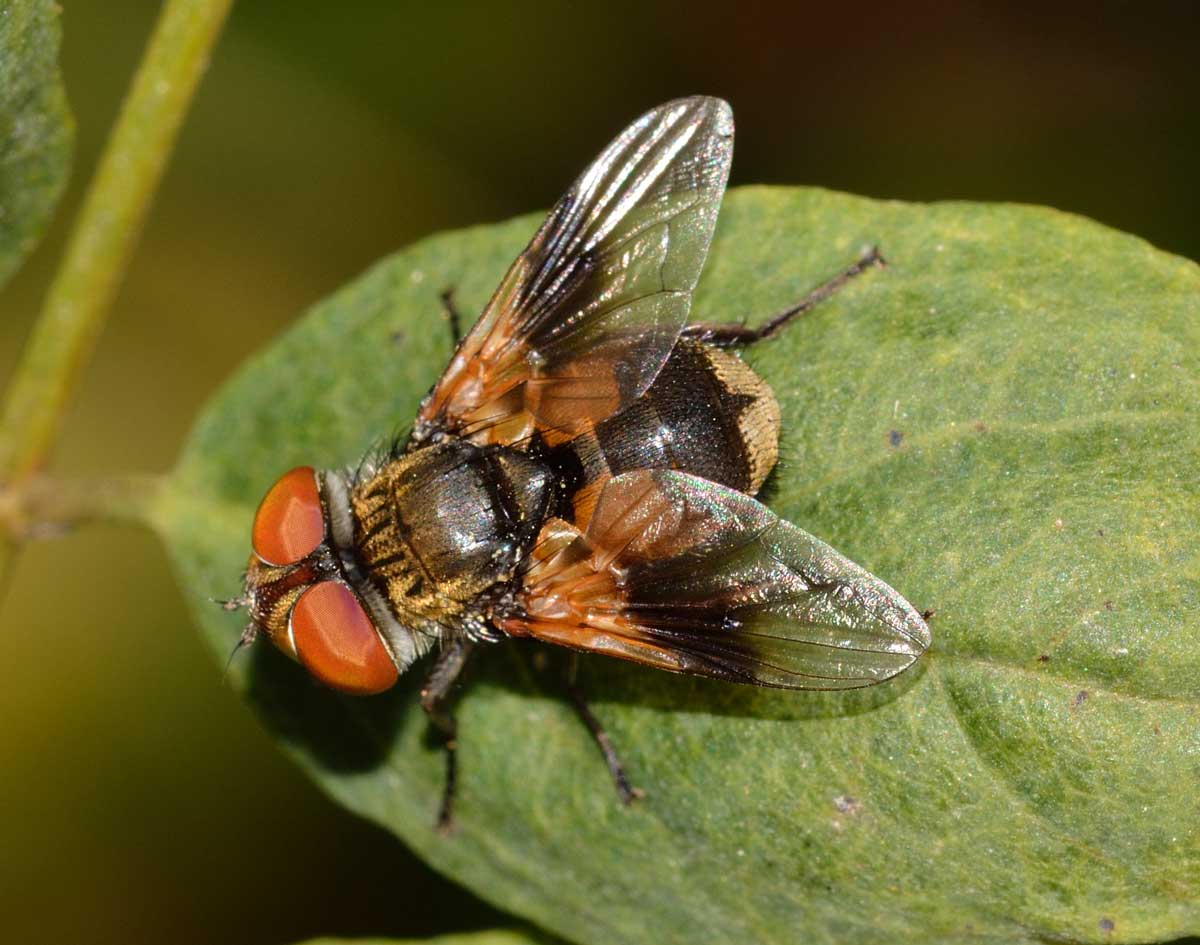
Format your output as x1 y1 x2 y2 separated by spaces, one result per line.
0 472 167 540
0 0 234 483
0 0 233 584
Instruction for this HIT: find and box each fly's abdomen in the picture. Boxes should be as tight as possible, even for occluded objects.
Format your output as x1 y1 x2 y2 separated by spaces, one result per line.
552 338 780 523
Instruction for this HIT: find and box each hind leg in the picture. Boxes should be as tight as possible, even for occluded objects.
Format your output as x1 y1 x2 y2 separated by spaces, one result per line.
683 246 884 347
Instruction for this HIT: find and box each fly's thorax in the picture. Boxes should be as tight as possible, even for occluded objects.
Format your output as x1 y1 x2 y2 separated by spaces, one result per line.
321 469 435 671
349 439 554 631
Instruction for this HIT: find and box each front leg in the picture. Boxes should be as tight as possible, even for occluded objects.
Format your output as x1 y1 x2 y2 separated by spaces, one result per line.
420 636 475 832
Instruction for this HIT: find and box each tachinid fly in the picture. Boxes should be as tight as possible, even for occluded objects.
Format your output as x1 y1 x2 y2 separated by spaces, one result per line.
230 97 930 827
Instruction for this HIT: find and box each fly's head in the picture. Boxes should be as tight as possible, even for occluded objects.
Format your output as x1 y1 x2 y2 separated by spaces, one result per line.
234 465 426 695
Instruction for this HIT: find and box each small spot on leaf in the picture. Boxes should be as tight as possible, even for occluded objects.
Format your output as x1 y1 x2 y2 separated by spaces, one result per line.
1072 690 1089 708
888 429 903 447
1099 917 1115 933
833 794 862 815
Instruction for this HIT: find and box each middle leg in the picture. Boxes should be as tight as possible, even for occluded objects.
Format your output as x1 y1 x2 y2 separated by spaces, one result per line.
564 654 643 805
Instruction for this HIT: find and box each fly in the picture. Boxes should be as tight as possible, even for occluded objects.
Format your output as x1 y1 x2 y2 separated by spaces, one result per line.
227 97 930 829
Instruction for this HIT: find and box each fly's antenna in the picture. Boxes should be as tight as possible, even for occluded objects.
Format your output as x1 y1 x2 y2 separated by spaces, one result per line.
211 594 248 613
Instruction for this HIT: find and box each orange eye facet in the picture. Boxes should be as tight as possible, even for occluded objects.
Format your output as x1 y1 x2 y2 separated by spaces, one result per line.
252 466 325 566
290 582 398 695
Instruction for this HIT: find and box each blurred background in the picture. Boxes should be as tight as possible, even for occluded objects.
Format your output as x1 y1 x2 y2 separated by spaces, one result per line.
1 2 1197 943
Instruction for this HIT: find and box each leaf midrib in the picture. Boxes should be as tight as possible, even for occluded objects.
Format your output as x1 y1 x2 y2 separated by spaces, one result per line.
784 407 1194 506
934 651 1200 709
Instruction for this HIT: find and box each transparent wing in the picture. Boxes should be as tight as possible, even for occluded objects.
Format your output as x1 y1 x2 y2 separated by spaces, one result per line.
504 470 930 690
418 97 734 444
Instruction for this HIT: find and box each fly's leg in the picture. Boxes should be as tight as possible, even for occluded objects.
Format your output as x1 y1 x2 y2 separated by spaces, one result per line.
565 654 643 805
683 246 885 347
440 288 464 348
390 288 462 349
420 637 475 832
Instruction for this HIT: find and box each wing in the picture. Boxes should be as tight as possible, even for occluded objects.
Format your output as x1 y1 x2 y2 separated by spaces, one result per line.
416 97 734 446
499 470 930 690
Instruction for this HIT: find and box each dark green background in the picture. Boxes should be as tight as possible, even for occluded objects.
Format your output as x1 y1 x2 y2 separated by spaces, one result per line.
0 2 1197 944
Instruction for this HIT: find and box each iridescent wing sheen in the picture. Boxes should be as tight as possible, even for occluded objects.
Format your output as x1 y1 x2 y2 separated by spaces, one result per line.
501 470 931 690
417 96 734 445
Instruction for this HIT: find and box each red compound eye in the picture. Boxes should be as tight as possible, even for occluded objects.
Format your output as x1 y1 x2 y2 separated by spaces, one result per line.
290 582 398 695
252 466 325 565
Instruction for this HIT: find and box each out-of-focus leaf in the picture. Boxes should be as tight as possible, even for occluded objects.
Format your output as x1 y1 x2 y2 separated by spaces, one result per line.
163 187 1200 945
0 0 72 288
299 930 556 945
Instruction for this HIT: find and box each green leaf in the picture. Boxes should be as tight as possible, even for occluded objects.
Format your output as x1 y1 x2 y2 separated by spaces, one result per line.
297 930 557 945
162 187 1200 945
0 0 72 288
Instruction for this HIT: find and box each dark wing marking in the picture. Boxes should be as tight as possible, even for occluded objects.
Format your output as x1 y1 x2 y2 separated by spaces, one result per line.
502 470 930 690
417 97 734 445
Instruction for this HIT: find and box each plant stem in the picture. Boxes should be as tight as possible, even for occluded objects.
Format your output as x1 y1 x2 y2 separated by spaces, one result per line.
0 0 233 584
0 473 167 541
0 0 234 483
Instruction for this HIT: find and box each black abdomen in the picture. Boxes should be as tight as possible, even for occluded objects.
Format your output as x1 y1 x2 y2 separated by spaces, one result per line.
549 338 780 518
